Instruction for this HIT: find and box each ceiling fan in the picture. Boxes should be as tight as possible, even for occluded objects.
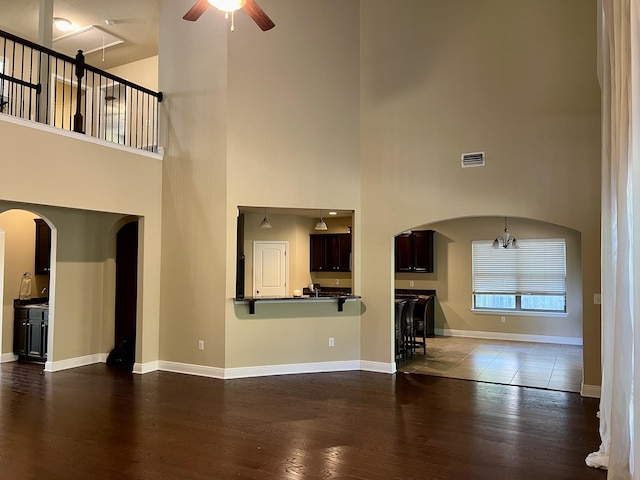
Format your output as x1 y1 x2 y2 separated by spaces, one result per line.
183 0 275 31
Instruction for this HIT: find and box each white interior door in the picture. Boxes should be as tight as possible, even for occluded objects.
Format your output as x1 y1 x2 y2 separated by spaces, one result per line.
253 241 288 298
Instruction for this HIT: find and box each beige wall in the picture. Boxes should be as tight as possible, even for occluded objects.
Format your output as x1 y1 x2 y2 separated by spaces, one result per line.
157 0 229 367
224 0 361 368
108 56 159 91
360 0 601 384
0 116 163 367
395 217 583 340
158 0 361 369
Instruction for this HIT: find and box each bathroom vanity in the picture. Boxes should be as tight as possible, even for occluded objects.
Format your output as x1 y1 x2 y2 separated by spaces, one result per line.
14 299 49 362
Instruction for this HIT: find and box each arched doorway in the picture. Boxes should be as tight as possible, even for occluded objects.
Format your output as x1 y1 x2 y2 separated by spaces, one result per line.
393 216 584 393
0 209 54 366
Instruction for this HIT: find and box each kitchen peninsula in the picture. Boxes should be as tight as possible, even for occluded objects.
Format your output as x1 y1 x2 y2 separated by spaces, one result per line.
235 287 360 314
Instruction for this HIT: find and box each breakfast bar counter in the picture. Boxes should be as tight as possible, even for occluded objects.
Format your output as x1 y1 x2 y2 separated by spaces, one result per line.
234 294 361 314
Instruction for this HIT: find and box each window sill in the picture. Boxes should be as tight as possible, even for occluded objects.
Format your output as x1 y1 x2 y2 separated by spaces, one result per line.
470 309 568 318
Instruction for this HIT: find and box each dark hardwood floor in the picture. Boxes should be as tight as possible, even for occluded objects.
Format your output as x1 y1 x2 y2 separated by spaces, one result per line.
0 362 605 479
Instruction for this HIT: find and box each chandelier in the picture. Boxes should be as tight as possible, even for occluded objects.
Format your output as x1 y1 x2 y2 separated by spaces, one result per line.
493 217 517 249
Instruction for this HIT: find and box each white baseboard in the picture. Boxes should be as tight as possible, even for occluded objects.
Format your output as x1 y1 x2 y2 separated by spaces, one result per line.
156 360 361 380
360 360 396 374
0 353 18 363
222 360 361 379
133 360 159 374
44 353 104 372
435 328 583 345
157 361 222 378
581 384 601 398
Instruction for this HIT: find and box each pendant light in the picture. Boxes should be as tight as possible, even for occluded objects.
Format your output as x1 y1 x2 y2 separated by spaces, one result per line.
493 217 517 249
315 210 328 231
258 208 272 229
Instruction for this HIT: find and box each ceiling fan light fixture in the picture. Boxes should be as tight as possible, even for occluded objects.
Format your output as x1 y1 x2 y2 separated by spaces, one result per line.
208 0 246 12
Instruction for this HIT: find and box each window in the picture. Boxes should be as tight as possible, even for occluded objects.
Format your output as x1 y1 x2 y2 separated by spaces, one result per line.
472 238 566 313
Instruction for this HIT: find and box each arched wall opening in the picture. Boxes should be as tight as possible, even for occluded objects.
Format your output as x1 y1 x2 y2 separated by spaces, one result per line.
0 208 56 366
391 215 584 380
0 201 136 372
393 215 583 341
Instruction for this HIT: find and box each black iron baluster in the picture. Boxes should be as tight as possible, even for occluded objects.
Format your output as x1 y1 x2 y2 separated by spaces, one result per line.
73 50 84 133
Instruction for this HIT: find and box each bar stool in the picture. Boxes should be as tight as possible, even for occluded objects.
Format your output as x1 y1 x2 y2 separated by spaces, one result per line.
402 297 419 358
394 299 406 362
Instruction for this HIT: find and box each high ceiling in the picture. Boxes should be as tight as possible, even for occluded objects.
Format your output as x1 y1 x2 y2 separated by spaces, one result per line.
0 0 159 69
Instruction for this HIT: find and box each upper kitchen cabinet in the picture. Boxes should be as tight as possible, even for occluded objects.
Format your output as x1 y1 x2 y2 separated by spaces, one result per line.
310 233 352 272
395 230 435 273
34 219 51 275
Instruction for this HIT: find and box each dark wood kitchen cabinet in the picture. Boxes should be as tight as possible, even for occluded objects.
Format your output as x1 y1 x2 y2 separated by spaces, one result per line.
395 230 435 273
310 233 351 272
34 219 51 275
14 307 48 362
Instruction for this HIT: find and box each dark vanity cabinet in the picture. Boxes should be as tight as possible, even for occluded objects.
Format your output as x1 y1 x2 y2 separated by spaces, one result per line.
14 306 48 362
310 233 352 272
395 230 435 273
34 219 51 275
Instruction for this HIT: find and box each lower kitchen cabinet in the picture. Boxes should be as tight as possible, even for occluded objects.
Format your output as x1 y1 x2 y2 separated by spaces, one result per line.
14 307 48 362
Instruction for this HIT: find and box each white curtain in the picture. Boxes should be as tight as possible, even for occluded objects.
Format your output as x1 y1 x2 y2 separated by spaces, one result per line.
586 0 640 477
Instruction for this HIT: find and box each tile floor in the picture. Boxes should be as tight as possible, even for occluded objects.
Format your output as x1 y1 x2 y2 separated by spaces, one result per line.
400 336 583 393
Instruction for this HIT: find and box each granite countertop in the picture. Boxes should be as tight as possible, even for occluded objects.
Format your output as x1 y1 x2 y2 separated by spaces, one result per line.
234 294 361 314
236 294 360 301
14 297 49 308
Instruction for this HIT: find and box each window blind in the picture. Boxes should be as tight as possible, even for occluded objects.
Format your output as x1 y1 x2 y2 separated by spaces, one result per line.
472 239 566 295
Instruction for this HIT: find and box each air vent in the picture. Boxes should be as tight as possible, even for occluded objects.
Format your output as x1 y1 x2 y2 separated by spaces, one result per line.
461 151 485 168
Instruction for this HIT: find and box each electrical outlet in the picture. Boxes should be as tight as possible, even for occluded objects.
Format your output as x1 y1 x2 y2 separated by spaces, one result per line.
335 279 339 285
501 316 506 323
594 294 601 305
329 337 335 347
409 281 414 287
198 340 205 350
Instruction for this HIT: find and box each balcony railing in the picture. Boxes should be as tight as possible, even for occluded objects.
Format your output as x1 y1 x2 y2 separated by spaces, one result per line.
0 28 163 152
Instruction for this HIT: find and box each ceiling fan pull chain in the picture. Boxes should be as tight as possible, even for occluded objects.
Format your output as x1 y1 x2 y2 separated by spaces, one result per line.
230 10 236 32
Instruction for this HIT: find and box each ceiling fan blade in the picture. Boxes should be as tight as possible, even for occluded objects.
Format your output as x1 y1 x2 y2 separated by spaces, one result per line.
183 0 210 21
242 0 275 31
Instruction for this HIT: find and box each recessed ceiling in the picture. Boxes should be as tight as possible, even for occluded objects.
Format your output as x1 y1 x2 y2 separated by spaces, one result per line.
0 0 159 69
53 25 124 57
